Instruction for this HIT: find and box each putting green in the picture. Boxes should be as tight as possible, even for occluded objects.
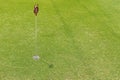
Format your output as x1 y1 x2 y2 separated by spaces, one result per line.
0 0 120 80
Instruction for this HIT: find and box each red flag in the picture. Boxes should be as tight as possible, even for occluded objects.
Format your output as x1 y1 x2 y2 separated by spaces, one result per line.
34 4 39 16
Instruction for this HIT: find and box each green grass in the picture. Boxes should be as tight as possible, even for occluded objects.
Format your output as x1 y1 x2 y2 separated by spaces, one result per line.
0 0 120 80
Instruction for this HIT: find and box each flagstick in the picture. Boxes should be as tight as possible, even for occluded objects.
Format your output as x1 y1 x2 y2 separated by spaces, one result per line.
33 3 54 68
35 15 38 55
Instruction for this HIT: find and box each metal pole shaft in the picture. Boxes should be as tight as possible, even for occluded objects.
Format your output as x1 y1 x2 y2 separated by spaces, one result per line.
35 16 37 54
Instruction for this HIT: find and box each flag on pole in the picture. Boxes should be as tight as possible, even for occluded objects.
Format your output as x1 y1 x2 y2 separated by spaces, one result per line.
34 3 39 16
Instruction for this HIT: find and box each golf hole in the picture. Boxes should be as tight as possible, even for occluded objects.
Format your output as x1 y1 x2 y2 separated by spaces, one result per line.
49 64 54 68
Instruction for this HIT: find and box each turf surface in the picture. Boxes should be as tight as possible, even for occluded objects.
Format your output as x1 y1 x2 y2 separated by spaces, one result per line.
0 0 120 80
